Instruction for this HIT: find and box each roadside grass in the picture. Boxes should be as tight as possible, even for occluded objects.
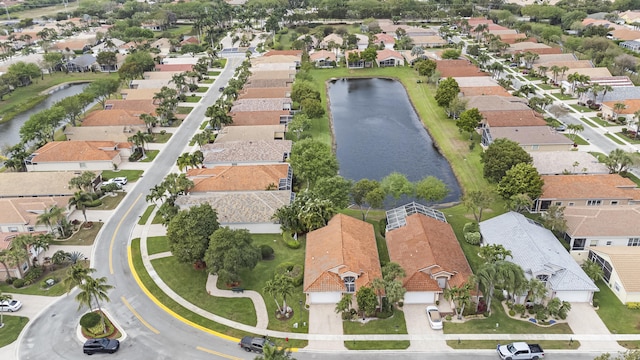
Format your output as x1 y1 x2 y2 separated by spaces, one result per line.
606 133 626 145
138 205 156 225
446 339 580 350
580 118 597 127
199 121 209 130
140 150 160 162
589 152 608 162
344 340 410 350
554 93 574 100
0 72 117 123
343 309 407 334
147 236 170 255
151 211 164 224
209 71 221 76
0 262 75 296
93 193 126 210
570 104 592 113
165 25 192 37
101 170 144 182
196 87 209 92
594 280 640 334
443 298 572 334
201 78 215 84
565 135 589 145
215 59 227 68
52 222 103 246
620 341 640 349
623 171 640 187
589 117 615 127
618 132 640 144
176 106 194 114
185 96 202 103
537 84 555 90
0 316 28 347
236 234 309 333
152 132 172 143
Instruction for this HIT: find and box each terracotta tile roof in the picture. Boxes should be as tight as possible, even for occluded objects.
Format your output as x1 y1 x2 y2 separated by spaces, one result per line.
230 111 289 126
410 35 447 46
534 60 593 70
64 125 145 143
53 39 91 51
143 71 183 79
31 141 120 163
309 50 336 62
180 37 199 45
244 79 293 88
202 140 292 164
154 64 194 72
82 109 144 126
460 86 511 97
376 49 403 61
386 213 473 291
231 98 291 112
590 246 640 292
490 126 574 146
249 70 296 80
104 99 157 115
454 76 500 88
320 33 344 46
214 125 286 142
304 214 382 292
611 28 640 41
437 60 488 78
263 50 303 57
514 47 563 55
187 164 290 192
481 110 547 127
603 99 640 114
0 172 84 197
120 88 161 101
0 197 69 227
238 87 290 99
540 174 640 200
508 42 552 53
564 205 640 238
374 33 395 44
464 95 529 111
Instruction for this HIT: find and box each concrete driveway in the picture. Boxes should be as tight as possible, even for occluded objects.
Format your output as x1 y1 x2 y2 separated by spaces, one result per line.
567 302 626 352
306 304 346 351
402 304 448 351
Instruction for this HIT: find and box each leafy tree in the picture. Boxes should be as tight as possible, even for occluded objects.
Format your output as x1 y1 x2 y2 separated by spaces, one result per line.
205 227 261 284
301 98 325 118
263 274 295 316
118 51 154 80
69 191 93 223
381 172 413 204
350 179 385 221
356 286 378 317
313 176 352 209
444 281 472 319
20 106 66 145
42 52 63 75
414 58 437 77
414 176 449 204
62 264 96 293
96 51 118 73
291 81 320 104
445 96 467 119
289 139 338 188
287 114 312 140
463 189 494 222
542 204 567 232
441 49 461 59
605 149 634 174
56 93 94 127
581 260 604 283
335 293 353 315
68 171 97 193
75 276 113 333
255 343 296 360
86 78 120 108
434 77 460 107
381 262 406 305
506 193 534 213
479 244 513 263
167 204 219 265
457 107 482 139
481 138 533 183
496 163 544 200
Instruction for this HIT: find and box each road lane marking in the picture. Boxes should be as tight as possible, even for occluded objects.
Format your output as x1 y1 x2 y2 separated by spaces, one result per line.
110 193 142 274
121 296 160 334
196 346 243 360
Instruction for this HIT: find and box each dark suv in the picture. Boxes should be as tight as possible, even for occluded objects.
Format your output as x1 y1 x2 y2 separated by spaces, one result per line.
83 338 120 355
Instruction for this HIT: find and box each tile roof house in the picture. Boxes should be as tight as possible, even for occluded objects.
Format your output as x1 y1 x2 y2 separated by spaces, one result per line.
464 95 529 111
460 86 511 97
237 87 291 100
609 28 640 41
263 50 303 58
563 206 640 262
319 33 344 48
588 246 640 304
579 86 640 104
385 204 474 304
64 125 143 148
154 64 194 72
530 151 609 175
25 141 123 172
410 35 447 48
0 196 70 234
230 110 292 126
303 214 382 304
374 33 395 49
309 50 337 68
483 126 574 152
480 110 547 128
66 54 96 72
104 99 157 115
480 211 599 303
244 78 293 89
533 174 640 213
150 38 174 56
602 99 640 121
230 98 292 112
120 88 161 101
214 125 286 143
81 109 145 127
0 172 87 198
187 164 292 192
201 140 292 166
436 60 487 78
376 49 404 67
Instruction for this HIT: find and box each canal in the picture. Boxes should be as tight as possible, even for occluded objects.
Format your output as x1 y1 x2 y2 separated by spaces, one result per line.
328 77 461 206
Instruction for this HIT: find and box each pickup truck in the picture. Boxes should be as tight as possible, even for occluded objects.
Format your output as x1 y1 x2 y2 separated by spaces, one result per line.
497 342 544 360
238 336 274 353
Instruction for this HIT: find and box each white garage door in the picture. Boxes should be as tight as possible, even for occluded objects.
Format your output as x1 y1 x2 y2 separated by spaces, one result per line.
555 291 592 303
403 291 437 304
309 292 342 304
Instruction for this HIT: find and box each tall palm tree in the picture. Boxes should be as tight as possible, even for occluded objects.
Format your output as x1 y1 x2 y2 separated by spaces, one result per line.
75 276 113 333
613 102 626 120
62 264 96 293
475 262 499 310
37 205 66 237
371 277 385 309
128 131 153 157
11 234 35 268
69 191 93 223
0 250 12 280
634 110 640 139
32 233 52 265
263 274 294 316
6 245 27 278
525 278 548 304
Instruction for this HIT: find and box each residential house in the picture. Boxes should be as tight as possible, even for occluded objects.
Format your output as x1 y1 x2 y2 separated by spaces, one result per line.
436 60 487 78
230 98 292 113
214 125 286 143
563 205 640 261
143 71 183 80
52 38 93 53
555 67 612 83
620 40 640 53
244 78 293 89
588 246 640 304
376 49 404 67
66 54 96 72
319 33 344 49
129 79 176 90
187 164 292 193
237 87 291 100
141 21 167 32
507 42 562 55
64 125 143 149
0 171 90 198
608 28 640 41
120 88 161 101
248 70 296 81
480 211 599 303
601 99 640 121
410 35 447 48
155 64 194 72
463 95 529 111
460 86 511 97
619 10 640 24
309 50 336 68
81 109 145 127
25 141 123 172
0 196 70 234
303 214 382 304
532 174 640 212
483 126 574 151
355 34 369 50
374 33 395 50
104 99 157 115
385 202 475 305
263 50 303 58
91 38 125 54
578 86 640 105
201 140 292 166
530 151 609 175
454 76 502 89
229 110 292 126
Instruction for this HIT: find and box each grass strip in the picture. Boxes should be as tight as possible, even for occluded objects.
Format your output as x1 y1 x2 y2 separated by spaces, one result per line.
140 150 160 162
138 205 156 225
606 133 625 145
446 339 580 350
344 340 410 350
0 316 29 347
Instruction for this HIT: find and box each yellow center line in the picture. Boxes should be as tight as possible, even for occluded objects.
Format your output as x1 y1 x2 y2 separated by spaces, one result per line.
196 346 243 360
121 296 160 334
110 193 142 274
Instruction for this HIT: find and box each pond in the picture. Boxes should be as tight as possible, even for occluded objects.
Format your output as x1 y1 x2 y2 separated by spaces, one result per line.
328 77 461 207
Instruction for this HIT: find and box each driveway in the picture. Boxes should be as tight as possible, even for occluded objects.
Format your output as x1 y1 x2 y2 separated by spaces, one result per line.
402 304 448 351
306 304 346 351
567 302 626 352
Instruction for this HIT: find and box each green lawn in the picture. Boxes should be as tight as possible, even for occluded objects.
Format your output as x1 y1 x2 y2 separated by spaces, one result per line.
606 133 626 145
618 132 640 144
537 84 555 90
0 316 28 347
580 118 598 127
196 87 209 92
185 96 202 103
93 192 126 210
447 339 580 350
0 263 77 296
140 150 160 162
152 132 172 143
570 104 592 113
101 170 144 182
147 236 170 255
152 211 164 224
565 134 589 145
52 222 103 246
208 71 221 76
343 309 407 334
165 25 193 37
138 205 156 225
594 281 640 334
553 93 574 101
176 106 194 115
201 78 215 84
620 341 640 349
588 116 615 127
344 340 410 350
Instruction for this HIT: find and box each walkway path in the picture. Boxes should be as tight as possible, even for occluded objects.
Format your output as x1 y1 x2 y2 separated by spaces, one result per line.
205 274 269 329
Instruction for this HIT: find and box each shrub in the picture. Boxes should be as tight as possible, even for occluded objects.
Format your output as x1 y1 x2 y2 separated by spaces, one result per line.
627 302 640 310
536 309 548 321
463 222 479 234
495 291 505 302
597 112 602 118
445 315 452 321
593 299 600 308
378 218 387 237
282 232 301 249
188 83 198 92
275 262 304 286
23 267 44 285
509 309 516 316
482 311 490 317
80 312 101 329
464 231 481 245
13 279 25 288
341 311 352 320
85 199 103 207
514 304 526 314
260 245 274 260
5 277 15 285
622 128 628 134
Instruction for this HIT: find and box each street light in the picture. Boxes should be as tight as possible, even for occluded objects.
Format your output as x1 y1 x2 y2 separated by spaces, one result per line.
0 3 9 21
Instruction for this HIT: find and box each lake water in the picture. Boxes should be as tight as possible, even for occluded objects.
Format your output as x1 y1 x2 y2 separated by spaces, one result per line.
0 83 91 150
328 77 461 207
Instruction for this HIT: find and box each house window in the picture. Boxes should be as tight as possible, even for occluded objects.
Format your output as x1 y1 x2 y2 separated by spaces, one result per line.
531 145 539 150
8 227 18 232
536 274 549 283
568 202 575 206
628 238 640 246
587 200 602 206
344 276 355 293
572 238 586 251
611 201 619 205
555 202 562 206
590 240 598 247
589 251 613 282
607 241 612 245
614 282 620 292
27 226 35 232
79 162 87 168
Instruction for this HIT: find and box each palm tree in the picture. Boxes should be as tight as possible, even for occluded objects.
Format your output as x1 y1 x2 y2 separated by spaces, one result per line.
475 262 499 310
444 281 473 319
371 277 385 309
549 65 561 84
69 191 93 223
37 205 67 237
75 276 113 333
473 23 488 42
0 291 12 328
32 233 52 265
613 102 626 120
600 85 614 103
634 110 640 138
0 250 12 279
6 245 27 278
525 278 548 304
263 274 294 316
176 153 192 172
581 260 604 282
11 234 35 268
62 264 96 293
128 131 153 157
140 113 157 131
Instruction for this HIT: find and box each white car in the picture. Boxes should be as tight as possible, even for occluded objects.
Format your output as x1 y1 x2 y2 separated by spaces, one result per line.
111 177 128 186
426 305 443 330
0 299 22 312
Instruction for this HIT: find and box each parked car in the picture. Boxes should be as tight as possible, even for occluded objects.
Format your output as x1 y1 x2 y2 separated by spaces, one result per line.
497 342 544 360
101 179 123 189
82 338 120 355
0 299 22 312
219 86 225 92
555 124 567 132
239 336 274 353
426 305 443 330
111 177 127 186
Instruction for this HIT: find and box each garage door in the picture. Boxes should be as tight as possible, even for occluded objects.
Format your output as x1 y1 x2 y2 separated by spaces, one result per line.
555 291 592 303
403 291 437 304
309 292 342 304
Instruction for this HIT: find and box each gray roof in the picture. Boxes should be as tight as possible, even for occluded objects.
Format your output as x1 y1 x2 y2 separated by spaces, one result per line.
69 54 96 67
465 95 529 111
385 202 447 232
479 212 599 293
230 98 291 112
214 125 286 143
530 151 609 175
489 126 574 146
0 172 85 198
586 86 640 102
202 140 292 165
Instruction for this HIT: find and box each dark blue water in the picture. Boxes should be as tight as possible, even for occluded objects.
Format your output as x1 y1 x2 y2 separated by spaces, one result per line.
328 78 461 207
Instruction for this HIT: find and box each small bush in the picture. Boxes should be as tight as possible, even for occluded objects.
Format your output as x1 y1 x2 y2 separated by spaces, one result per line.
627 302 640 310
5 277 15 285
509 309 516 316
80 312 102 329
593 299 600 307
445 315 452 321
597 112 602 118
341 311 352 320
463 222 479 234
378 218 387 237
464 231 481 245
23 267 44 285
260 244 274 260
13 279 25 288
283 232 301 249
85 199 103 207
495 291 505 302
482 311 490 317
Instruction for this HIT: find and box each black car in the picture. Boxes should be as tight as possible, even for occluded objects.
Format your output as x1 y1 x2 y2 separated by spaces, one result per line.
218 86 225 92
83 338 120 355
